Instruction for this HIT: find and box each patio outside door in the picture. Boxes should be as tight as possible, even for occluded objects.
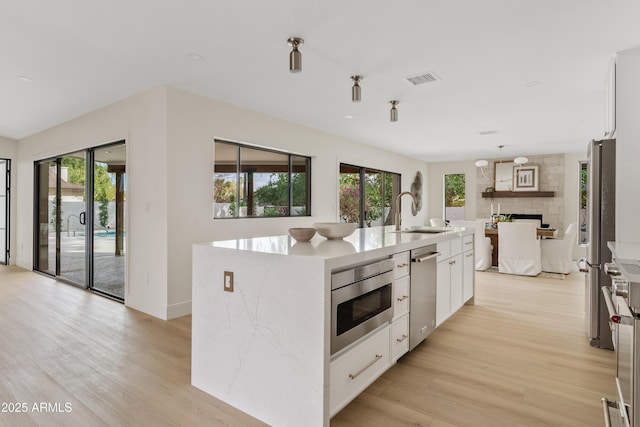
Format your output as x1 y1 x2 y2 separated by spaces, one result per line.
58 151 87 286
0 159 9 265
91 143 126 299
34 142 125 300
34 152 87 286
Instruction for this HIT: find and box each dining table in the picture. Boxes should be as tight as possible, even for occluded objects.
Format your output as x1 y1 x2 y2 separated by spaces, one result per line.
484 226 558 267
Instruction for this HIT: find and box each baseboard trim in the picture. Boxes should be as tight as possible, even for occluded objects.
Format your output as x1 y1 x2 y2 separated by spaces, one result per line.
167 300 192 319
125 293 169 320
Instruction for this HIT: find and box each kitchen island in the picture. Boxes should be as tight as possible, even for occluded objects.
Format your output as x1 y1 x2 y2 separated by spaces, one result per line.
192 225 474 427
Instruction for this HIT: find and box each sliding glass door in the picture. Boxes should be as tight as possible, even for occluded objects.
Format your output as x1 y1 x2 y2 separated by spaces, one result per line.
34 142 125 300
35 160 57 275
92 145 126 299
0 159 9 265
59 151 87 286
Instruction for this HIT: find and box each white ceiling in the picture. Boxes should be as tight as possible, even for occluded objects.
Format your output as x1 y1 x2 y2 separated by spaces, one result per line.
2 1 640 162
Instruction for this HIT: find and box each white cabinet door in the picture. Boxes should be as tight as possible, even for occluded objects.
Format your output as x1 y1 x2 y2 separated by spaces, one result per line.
449 254 463 313
436 260 451 327
463 250 474 302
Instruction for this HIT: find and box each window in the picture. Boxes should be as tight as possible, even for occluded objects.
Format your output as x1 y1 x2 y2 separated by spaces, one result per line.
214 140 311 218
339 163 400 228
444 174 465 221
579 161 587 245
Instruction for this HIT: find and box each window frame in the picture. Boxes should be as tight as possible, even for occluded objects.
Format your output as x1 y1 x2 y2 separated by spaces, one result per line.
578 160 587 246
214 139 311 219
339 163 401 228
443 173 466 221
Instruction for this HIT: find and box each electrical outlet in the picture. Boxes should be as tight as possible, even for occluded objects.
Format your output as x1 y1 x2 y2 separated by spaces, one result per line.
224 271 234 292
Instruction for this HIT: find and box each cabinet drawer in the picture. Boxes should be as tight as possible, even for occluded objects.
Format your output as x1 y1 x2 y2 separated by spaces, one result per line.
391 314 410 362
436 241 451 260
393 275 410 319
450 237 463 255
393 251 410 279
330 326 391 416
462 234 474 250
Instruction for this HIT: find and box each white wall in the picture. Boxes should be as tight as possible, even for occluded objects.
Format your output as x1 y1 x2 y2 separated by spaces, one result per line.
0 136 18 264
12 86 429 319
165 87 429 313
16 87 169 319
616 47 640 243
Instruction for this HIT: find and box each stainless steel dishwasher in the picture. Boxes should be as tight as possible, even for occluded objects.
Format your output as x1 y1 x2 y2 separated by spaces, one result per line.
409 245 439 351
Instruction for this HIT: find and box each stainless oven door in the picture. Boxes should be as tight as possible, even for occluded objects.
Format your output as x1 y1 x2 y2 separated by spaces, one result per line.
331 270 394 354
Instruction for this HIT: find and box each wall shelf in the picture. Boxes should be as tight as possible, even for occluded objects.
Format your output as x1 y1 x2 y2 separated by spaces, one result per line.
481 191 555 198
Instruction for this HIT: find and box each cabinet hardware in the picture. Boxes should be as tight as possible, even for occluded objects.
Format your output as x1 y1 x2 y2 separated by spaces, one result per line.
348 354 383 380
449 260 456 265
465 241 473 245
396 263 408 268
412 252 440 263
465 253 473 258
396 295 409 302
396 334 408 343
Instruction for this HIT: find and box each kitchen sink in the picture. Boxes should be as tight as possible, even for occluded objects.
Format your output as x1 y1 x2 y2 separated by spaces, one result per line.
394 228 448 234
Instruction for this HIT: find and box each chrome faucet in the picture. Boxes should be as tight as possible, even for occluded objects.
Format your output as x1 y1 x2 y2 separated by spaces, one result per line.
394 191 418 231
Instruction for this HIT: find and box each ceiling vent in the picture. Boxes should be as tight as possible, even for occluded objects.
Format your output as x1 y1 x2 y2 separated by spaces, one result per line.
478 130 499 136
404 71 440 86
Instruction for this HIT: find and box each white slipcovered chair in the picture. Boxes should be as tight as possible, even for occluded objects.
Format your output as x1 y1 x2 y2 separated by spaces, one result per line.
448 220 492 271
513 218 542 227
430 218 447 227
541 222 578 274
498 222 541 276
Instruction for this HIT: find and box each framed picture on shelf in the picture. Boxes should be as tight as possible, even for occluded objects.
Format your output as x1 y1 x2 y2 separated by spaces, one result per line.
513 166 539 191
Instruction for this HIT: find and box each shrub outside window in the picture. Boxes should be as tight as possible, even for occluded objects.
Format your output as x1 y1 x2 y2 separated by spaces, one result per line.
339 163 400 228
214 140 311 218
444 173 465 221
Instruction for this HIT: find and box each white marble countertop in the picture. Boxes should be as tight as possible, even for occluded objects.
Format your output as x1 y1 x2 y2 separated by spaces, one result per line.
200 225 472 263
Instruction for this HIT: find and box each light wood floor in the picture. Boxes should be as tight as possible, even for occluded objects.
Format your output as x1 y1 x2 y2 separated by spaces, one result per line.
0 266 615 426
0 266 266 427
332 269 616 427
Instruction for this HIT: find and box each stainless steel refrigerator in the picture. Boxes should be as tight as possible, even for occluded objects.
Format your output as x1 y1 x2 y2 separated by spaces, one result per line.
585 138 615 350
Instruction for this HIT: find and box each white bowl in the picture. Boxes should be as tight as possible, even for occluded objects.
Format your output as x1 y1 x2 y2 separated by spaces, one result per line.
312 222 357 240
288 227 316 242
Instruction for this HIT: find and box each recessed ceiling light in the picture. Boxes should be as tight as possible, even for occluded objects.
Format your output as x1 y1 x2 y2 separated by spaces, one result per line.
187 53 204 61
344 115 355 119
17 76 32 83
526 80 541 87
478 129 499 136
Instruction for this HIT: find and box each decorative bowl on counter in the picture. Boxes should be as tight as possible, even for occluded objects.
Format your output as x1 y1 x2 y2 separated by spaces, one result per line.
288 227 316 242
312 222 357 240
